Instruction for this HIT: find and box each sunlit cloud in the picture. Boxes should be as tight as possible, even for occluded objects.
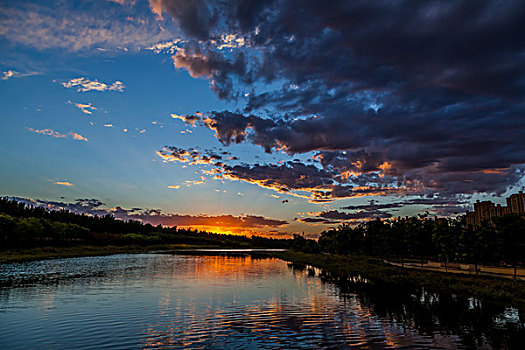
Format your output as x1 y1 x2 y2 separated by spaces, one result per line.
146 40 184 54
62 77 125 92
171 49 213 79
211 34 247 50
151 121 164 128
1 70 40 80
168 185 180 189
157 146 406 202
55 181 74 187
68 101 97 115
27 127 67 139
69 132 88 142
184 180 204 186
27 127 88 142
171 113 198 126
157 146 222 165
1 70 16 80
148 0 163 19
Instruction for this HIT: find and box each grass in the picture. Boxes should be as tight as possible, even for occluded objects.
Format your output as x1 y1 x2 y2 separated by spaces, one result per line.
273 251 525 309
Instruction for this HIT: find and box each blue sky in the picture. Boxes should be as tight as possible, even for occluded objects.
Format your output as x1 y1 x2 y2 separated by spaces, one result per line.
1 0 524 237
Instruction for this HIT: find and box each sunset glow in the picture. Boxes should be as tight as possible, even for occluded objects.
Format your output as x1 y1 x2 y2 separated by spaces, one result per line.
1 0 524 238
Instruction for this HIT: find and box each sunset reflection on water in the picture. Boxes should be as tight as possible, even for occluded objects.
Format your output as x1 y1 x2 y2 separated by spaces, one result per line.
1 254 520 349
135 255 462 349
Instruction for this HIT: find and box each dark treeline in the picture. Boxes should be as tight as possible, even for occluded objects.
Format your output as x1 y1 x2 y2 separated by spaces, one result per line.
0 198 291 250
293 215 525 275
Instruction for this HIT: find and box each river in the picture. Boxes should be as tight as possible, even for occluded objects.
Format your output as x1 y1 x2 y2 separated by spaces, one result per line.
0 253 523 349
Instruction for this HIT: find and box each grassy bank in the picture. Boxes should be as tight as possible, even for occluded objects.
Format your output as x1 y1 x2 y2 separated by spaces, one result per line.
0 244 225 263
273 251 525 308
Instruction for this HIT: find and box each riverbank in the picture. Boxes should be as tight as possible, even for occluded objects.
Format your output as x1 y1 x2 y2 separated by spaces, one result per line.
0 244 226 263
273 251 525 308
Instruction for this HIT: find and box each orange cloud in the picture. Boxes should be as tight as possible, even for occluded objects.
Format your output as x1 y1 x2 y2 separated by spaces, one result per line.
480 168 509 175
27 127 88 142
27 127 67 138
148 0 163 18
69 132 88 142
69 101 97 114
55 181 74 187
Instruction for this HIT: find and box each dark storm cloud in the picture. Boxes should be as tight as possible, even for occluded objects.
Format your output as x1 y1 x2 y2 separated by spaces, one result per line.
296 208 391 226
340 197 471 219
341 197 468 211
319 209 392 221
171 46 249 99
294 217 339 225
157 0 525 199
156 0 525 98
150 0 216 40
74 198 105 208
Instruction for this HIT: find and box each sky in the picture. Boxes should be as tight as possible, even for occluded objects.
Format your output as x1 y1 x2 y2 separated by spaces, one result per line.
1 0 524 238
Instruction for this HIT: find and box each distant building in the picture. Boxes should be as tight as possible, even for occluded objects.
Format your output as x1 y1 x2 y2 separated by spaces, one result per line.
507 191 525 214
465 191 524 226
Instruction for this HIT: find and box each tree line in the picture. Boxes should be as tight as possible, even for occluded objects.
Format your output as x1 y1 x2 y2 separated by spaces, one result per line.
0 197 291 250
292 215 525 275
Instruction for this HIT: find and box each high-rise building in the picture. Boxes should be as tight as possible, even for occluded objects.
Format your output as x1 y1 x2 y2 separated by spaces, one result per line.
465 191 524 226
506 191 525 215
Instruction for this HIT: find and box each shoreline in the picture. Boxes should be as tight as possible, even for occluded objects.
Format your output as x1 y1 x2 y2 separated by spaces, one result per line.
0 244 228 263
272 251 525 310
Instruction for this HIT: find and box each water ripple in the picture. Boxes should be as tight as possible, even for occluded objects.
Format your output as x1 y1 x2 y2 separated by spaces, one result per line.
0 254 522 349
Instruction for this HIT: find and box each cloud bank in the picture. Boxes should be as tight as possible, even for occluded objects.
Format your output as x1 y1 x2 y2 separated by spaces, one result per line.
156 0 525 202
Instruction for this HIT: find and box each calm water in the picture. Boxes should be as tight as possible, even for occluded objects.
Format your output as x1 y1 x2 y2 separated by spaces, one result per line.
0 253 523 349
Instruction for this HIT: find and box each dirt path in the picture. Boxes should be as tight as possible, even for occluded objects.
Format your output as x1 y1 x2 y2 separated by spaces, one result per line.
384 260 525 281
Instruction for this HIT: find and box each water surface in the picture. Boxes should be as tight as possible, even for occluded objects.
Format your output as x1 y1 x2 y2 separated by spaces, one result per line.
0 253 523 349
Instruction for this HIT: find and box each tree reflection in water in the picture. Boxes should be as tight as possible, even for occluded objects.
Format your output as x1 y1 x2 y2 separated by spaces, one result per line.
288 262 524 349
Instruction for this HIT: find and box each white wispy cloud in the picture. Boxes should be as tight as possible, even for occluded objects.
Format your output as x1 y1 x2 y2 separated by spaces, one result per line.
1 70 40 80
0 4 170 52
68 100 98 114
27 127 88 142
211 34 247 50
62 78 125 92
146 39 184 54
108 0 135 5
